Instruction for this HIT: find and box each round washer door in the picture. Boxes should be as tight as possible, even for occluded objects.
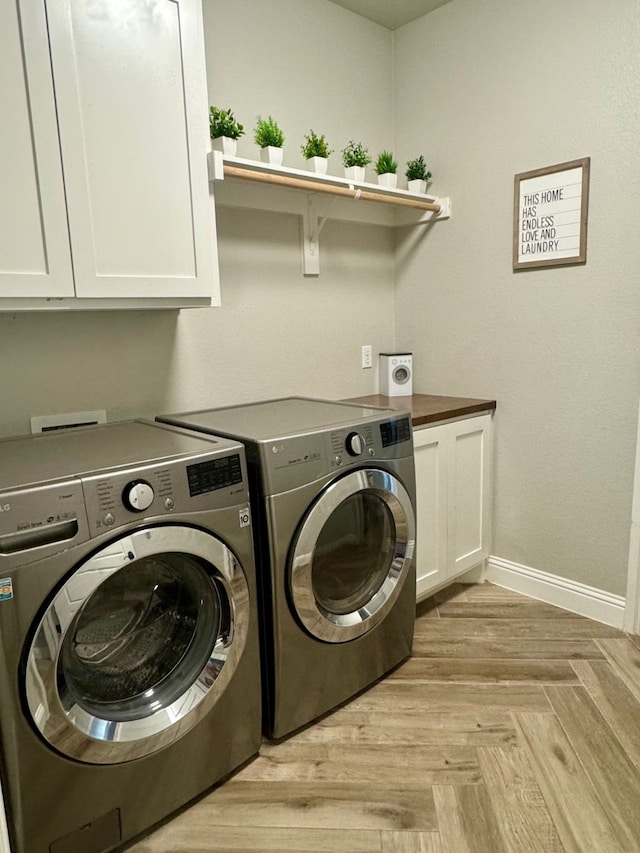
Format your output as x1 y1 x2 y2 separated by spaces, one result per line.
25 524 250 764
289 468 415 643
393 365 411 386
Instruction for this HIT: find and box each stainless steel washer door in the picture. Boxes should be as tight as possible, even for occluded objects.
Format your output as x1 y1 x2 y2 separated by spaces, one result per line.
289 469 415 643
25 525 250 764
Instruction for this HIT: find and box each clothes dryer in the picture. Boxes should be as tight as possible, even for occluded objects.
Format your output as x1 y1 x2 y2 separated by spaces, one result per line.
0 420 261 853
157 397 416 739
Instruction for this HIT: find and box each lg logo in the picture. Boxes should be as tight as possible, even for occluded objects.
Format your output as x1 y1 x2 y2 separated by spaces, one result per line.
0 504 10 513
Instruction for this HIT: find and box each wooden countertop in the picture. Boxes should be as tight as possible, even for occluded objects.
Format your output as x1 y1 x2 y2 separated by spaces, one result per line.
344 393 496 428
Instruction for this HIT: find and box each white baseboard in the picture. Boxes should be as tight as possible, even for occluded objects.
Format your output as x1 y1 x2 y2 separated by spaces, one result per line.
486 556 626 629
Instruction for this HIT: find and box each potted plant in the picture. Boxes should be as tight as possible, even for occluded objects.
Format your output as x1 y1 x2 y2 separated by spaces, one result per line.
254 115 285 165
341 140 371 182
301 130 333 175
405 155 433 194
374 150 398 188
209 106 244 157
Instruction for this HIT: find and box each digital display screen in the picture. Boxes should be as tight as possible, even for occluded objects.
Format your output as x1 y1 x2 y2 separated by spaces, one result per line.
380 417 411 447
187 454 243 496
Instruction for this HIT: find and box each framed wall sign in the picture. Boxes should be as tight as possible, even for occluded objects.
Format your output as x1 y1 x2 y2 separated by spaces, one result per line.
513 157 590 271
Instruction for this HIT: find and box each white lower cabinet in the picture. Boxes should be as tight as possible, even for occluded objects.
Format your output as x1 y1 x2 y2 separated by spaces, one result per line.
1 0 218 309
413 413 493 601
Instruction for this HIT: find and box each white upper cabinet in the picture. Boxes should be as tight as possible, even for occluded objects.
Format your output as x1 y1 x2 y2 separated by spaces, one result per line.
1 0 219 308
1 0 74 298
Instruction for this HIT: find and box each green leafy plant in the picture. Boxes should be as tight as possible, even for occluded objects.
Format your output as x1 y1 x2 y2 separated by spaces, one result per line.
209 106 244 140
301 130 333 159
405 155 432 182
374 150 398 175
254 115 285 148
341 140 372 168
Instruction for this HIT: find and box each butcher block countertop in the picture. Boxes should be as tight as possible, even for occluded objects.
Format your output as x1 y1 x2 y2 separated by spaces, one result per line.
345 393 496 428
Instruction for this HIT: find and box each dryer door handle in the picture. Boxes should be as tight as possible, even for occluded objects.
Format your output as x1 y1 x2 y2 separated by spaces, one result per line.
0 519 79 555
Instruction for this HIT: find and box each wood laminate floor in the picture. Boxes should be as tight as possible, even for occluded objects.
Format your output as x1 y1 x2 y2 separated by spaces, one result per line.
130 583 640 852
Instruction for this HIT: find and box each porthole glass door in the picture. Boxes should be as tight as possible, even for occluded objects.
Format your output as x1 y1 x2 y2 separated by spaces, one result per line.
25 525 249 764
60 553 222 722
312 491 395 615
289 469 415 643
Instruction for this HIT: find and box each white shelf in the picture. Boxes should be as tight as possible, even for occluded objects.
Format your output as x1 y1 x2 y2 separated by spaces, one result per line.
207 152 451 275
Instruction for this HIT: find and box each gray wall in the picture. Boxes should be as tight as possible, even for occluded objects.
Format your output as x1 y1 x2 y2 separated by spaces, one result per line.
393 0 640 596
0 0 396 439
2 0 638 601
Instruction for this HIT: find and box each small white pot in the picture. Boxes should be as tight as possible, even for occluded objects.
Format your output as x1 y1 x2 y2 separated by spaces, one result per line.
307 156 328 175
377 172 398 188
407 178 427 194
260 146 284 166
344 165 366 182
211 136 238 157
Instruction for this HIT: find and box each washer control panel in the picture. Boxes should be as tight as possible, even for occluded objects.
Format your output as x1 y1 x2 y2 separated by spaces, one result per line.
329 424 375 470
328 416 412 471
260 414 413 494
90 467 174 530
82 450 247 536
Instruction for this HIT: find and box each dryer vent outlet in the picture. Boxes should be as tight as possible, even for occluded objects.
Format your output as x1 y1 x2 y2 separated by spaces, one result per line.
30 409 107 434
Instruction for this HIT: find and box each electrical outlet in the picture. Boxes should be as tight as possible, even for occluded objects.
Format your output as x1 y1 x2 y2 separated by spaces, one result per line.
361 345 373 369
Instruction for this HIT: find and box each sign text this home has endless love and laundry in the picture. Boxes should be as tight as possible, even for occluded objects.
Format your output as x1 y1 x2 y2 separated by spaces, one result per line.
513 157 590 271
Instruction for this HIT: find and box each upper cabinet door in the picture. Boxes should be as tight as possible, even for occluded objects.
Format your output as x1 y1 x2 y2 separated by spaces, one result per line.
0 0 74 297
45 0 218 301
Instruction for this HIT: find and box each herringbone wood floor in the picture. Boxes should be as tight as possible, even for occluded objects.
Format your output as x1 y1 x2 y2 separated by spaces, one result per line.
130 583 640 852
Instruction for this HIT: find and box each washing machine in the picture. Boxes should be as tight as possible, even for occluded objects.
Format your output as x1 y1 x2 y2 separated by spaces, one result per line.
157 397 416 740
0 420 261 853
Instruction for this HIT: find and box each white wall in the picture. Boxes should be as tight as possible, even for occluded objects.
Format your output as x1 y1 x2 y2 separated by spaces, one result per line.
0 0 396 439
204 0 394 171
393 0 640 596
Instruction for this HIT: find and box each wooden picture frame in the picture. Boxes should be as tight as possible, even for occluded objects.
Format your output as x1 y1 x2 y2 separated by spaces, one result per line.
513 157 590 271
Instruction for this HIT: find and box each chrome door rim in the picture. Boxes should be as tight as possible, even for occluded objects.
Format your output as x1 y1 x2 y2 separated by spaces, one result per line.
25 525 250 764
289 469 415 643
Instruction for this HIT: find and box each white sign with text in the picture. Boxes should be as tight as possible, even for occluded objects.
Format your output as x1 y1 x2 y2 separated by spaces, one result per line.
513 158 589 270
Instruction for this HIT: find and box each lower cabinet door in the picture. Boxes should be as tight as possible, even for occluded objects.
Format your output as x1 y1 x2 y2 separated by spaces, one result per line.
414 422 449 600
414 413 493 601
449 414 493 575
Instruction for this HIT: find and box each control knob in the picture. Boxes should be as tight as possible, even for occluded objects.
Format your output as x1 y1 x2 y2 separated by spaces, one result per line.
345 432 366 456
122 480 154 512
